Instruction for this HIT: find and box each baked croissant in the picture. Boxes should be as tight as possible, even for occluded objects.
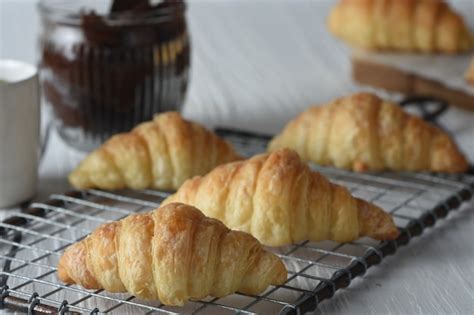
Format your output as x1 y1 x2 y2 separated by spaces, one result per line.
268 93 468 173
466 57 474 85
69 112 241 191
57 203 287 306
163 149 399 246
328 0 473 53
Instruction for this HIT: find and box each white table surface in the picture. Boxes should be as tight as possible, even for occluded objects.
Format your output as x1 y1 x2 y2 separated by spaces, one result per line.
1 0 474 314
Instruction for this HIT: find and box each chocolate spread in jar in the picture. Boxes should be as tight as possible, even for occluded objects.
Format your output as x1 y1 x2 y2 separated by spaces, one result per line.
39 0 190 151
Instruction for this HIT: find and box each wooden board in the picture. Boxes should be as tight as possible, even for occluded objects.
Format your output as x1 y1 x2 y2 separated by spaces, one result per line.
352 57 474 111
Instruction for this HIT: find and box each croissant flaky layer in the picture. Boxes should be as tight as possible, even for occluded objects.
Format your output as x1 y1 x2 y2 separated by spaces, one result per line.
57 203 287 306
69 112 242 191
268 93 468 173
328 0 472 53
163 149 399 246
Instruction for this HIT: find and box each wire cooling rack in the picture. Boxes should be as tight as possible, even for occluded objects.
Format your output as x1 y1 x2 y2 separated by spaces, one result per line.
1 128 473 315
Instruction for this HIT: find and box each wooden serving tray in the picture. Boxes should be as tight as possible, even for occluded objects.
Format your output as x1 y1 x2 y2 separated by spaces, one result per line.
352 53 474 111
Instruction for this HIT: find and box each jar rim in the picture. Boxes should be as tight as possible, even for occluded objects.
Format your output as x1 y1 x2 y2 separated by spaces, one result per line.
38 0 186 26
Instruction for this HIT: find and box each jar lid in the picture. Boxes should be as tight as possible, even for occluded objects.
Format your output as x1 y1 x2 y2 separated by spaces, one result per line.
39 0 186 26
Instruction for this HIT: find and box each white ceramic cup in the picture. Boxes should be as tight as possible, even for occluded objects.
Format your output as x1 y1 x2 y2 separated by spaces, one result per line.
0 60 40 208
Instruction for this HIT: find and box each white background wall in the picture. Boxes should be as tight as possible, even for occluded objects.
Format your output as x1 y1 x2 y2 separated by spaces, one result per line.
3 0 472 71
0 0 41 64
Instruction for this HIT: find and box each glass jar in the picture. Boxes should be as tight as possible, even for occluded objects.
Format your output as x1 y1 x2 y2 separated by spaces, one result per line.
39 0 190 151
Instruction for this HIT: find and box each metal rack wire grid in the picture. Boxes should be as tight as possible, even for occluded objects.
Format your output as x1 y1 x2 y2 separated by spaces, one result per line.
1 128 473 315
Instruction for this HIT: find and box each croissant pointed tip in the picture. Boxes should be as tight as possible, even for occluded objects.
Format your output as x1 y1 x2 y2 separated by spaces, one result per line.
68 169 88 189
57 242 100 290
357 199 399 241
238 249 288 295
57 256 73 284
368 220 400 241
273 260 288 285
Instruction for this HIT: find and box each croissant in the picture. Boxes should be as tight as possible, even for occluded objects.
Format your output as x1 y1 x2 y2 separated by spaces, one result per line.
466 57 474 85
328 0 473 53
69 112 241 191
268 93 468 173
163 149 399 246
57 203 287 306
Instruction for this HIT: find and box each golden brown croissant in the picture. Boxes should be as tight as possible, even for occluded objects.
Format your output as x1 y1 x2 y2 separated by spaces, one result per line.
69 112 241 191
163 149 399 246
328 0 473 53
268 93 468 173
57 203 287 306
466 57 474 85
